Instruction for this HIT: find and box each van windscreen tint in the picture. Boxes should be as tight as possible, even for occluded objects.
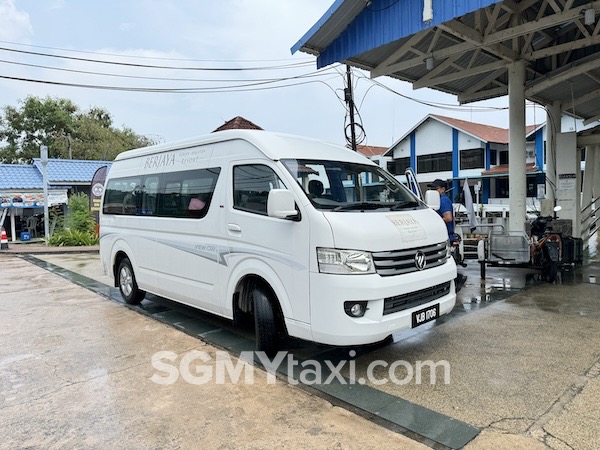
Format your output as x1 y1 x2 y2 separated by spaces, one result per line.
281 159 423 211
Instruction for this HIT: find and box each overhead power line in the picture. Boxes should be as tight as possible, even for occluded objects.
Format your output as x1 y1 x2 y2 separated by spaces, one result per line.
0 46 314 71
0 58 334 83
0 39 315 63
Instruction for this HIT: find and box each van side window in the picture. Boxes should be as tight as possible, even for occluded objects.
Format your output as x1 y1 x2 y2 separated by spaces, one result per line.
233 164 286 215
103 177 141 215
140 176 159 215
102 168 220 218
156 168 221 218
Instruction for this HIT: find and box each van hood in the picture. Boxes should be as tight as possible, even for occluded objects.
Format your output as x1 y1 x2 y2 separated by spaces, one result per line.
322 208 447 251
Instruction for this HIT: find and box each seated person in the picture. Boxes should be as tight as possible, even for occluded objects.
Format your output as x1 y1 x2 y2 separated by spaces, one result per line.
188 193 210 217
308 179 324 198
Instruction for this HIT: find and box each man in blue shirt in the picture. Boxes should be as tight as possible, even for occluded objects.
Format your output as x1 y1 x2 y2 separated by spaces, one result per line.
429 179 455 240
428 179 467 292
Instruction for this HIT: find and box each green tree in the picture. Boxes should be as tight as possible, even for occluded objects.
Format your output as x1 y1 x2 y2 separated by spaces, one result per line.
0 95 154 163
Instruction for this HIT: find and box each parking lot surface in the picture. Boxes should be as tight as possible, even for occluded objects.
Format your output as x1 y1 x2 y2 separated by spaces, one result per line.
1 243 599 449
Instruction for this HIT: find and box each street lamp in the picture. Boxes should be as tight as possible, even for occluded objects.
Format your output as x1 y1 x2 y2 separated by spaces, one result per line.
40 145 50 245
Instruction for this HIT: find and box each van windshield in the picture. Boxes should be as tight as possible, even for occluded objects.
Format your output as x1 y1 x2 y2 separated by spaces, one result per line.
281 159 424 212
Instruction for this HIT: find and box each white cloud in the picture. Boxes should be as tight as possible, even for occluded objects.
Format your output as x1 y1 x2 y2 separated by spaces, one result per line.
0 0 33 42
49 0 66 10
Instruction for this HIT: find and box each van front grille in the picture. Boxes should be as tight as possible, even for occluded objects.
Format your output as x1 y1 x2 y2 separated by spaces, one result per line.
383 281 451 315
372 241 448 276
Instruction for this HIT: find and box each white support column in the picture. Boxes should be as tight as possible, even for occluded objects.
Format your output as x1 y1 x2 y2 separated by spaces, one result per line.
556 132 580 237
508 61 527 233
545 101 561 203
581 145 596 245
10 209 16 242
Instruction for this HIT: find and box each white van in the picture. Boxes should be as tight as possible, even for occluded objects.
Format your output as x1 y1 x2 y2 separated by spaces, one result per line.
100 130 456 353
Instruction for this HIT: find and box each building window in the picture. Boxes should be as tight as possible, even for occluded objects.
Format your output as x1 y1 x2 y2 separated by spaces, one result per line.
460 148 484 169
499 151 508 165
489 149 497 166
417 153 452 173
495 175 539 199
387 157 410 175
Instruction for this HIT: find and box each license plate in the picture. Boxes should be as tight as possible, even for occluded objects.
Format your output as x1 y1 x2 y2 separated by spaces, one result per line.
412 304 440 328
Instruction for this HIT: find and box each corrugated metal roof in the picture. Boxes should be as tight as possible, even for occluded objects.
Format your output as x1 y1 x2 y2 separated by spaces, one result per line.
293 0 501 68
0 159 112 190
294 0 600 126
0 164 43 190
32 159 112 184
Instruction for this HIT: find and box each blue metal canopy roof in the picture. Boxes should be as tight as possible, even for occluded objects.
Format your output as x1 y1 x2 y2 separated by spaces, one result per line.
32 159 112 185
292 0 501 69
0 164 43 190
0 159 112 190
293 0 600 125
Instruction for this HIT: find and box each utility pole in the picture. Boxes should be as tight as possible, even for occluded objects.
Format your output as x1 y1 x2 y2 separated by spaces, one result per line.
40 145 50 245
345 65 357 151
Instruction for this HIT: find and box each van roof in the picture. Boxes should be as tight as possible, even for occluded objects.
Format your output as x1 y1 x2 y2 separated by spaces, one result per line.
114 130 373 165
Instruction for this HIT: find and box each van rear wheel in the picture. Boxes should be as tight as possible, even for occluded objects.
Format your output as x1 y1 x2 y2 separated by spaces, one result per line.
118 257 146 305
253 287 282 356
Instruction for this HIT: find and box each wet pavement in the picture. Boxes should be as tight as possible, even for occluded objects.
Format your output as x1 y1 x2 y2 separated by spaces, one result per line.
1 240 600 449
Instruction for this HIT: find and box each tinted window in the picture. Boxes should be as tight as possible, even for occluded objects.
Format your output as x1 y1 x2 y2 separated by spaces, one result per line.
460 148 484 169
103 177 141 215
103 168 220 219
233 165 286 215
417 153 452 173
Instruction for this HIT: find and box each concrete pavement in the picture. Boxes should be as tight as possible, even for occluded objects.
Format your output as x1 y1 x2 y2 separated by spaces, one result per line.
0 254 426 450
1 242 600 448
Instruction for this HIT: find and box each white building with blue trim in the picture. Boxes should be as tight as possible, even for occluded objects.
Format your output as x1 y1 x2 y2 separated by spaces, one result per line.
384 114 550 209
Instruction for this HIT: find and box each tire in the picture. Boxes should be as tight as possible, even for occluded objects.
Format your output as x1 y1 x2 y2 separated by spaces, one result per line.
117 257 146 305
253 287 282 356
545 260 558 283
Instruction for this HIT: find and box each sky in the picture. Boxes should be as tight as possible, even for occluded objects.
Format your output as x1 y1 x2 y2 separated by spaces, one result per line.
0 0 550 149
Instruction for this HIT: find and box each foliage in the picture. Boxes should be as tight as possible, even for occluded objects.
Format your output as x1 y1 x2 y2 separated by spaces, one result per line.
65 192 96 234
48 192 98 247
47 229 99 247
0 96 154 163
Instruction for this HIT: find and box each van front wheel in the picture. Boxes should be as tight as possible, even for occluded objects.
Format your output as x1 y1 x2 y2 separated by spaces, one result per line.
118 257 146 305
253 287 281 356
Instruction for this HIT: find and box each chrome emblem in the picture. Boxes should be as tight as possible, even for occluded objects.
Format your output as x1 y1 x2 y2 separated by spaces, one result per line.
415 251 426 270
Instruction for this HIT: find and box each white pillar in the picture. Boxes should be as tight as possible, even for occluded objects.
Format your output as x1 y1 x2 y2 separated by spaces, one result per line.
555 132 580 237
581 145 596 245
508 61 527 233
545 101 561 203
10 209 16 242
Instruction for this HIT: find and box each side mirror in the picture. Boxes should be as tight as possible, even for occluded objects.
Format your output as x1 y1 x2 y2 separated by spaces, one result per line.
267 189 300 220
423 189 440 210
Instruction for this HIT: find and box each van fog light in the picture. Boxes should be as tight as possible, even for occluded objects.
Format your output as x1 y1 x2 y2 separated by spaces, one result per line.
344 301 368 317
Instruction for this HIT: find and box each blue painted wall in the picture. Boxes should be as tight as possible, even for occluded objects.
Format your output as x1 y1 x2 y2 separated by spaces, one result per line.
535 128 544 170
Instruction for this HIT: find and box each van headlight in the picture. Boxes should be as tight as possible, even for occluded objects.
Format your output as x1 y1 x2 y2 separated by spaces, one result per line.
317 248 375 274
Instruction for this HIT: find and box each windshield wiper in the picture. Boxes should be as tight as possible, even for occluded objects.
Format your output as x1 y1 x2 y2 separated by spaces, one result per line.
390 200 421 211
331 202 383 212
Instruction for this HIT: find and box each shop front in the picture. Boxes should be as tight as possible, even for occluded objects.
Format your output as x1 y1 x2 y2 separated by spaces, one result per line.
0 190 68 242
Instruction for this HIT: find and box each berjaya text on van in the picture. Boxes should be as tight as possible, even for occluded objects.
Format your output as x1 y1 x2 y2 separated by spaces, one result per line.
100 130 457 353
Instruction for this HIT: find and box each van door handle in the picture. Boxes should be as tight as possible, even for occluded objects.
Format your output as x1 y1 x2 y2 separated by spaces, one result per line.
227 223 241 232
